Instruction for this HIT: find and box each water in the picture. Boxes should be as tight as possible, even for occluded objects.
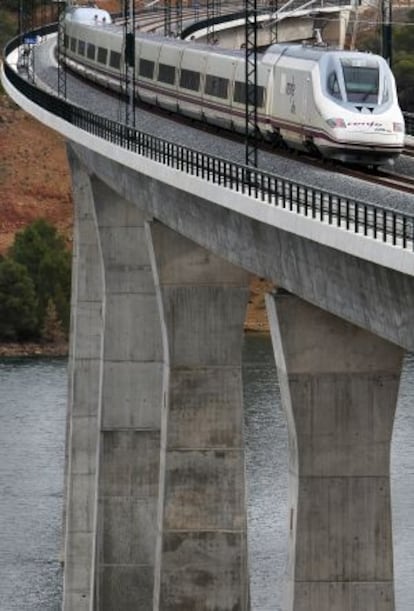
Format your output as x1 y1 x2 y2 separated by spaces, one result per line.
0 337 413 610
0 358 66 611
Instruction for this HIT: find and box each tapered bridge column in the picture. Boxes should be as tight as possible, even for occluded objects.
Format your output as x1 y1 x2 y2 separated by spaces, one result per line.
147 223 250 611
92 178 163 610
63 152 105 611
63 149 163 611
266 291 404 611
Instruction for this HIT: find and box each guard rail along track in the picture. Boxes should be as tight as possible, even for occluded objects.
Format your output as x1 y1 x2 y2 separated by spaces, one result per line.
3 25 414 253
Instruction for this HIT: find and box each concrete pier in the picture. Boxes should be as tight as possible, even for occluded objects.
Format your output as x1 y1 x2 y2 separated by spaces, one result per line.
63 159 252 609
63 156 105 611
92 178 163 610
147 223 250 611
63 163 163 610
266 291 404 611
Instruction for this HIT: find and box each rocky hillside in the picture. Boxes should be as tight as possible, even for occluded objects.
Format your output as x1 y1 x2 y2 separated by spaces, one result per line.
0 94 72 254
0 94 270 333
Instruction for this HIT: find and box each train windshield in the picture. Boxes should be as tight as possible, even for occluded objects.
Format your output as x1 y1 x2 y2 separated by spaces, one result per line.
341 61 379 103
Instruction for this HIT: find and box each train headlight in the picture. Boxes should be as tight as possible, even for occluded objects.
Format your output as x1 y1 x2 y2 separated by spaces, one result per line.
393 122 404 133
326 118 346 129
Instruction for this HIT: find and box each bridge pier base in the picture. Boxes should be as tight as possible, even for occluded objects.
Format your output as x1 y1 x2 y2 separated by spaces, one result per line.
266 291 404 611
147 222 251 611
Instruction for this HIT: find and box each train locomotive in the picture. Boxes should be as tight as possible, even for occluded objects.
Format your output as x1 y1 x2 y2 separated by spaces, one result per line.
62 6 405 166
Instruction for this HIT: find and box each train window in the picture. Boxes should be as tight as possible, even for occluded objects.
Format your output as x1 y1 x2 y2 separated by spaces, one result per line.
78 40 85 56
327 72 341 100
205 74 229 99
97 47 108 65
70 37 77 53
109 50 121 69
87 43 96 61
341 64 379 103
158 63 175 85
139 59 155 79
64 34 69 48
234 81 265 107
180 69 200 91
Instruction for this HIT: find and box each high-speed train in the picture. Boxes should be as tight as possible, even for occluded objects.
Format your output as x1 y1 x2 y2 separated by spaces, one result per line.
62 5 405 165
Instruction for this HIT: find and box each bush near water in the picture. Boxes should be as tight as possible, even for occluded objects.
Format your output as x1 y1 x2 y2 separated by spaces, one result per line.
0 219 71 342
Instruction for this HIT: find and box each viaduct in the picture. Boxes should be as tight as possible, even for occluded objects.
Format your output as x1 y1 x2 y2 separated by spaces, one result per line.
2 5 414 609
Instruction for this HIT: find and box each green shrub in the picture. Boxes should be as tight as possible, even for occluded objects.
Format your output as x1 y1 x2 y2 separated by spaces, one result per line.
8 219 71 338
0 257 38 340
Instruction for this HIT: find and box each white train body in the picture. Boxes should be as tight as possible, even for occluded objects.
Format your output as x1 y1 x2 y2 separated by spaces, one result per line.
63 7 405 165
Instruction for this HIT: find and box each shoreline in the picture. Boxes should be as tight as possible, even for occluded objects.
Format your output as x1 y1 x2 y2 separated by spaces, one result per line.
0 342 69 358
0 326 269 358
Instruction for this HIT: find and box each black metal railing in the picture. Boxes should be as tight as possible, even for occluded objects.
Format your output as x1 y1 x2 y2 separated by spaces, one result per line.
3 31 414 252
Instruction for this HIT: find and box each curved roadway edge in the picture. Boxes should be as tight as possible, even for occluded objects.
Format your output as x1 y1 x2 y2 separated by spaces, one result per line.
3 61 414 352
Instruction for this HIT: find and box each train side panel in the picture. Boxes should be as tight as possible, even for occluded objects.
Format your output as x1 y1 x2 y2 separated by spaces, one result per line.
136 38 163 105
271 56 320 150
176 46 207 120
231 60 271 137
65 22 123 92
155 42 183 111
201 53 236 130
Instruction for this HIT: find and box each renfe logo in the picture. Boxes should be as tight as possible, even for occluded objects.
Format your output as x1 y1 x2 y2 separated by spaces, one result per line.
347 121 382 128
346 121 393 133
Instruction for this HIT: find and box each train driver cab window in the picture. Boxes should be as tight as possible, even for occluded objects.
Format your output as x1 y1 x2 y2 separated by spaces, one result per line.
341 62 379 103
327 72 341 100
70 37 77 53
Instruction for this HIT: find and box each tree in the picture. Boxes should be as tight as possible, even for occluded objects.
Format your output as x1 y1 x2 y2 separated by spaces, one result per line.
0 258 38 340
42 298 66 343
9 219 71 335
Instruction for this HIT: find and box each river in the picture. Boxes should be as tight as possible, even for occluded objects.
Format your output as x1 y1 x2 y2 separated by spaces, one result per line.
0 335 413 610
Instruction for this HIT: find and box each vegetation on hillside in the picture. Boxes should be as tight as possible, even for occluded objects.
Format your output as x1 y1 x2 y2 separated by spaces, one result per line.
0 220 71 342
357 8 414 112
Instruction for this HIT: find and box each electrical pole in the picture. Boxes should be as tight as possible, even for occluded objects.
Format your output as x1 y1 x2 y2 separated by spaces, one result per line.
18 0 35 82
381 0 392 66
164 0 171 36
245 0 258 168
57 0 67 98
207 0 218 44
123 0 136 126
269 0 278 44
175 0 183 37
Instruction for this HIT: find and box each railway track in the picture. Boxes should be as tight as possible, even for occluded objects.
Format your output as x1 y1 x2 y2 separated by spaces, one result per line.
404 142 414 159
252 140 414 196
322 158 414 195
